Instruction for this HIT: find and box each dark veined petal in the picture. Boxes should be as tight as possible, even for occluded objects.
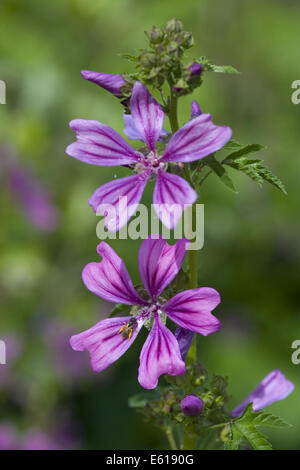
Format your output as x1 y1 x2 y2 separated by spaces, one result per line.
82 242 147 305
70 317 143 372
66 119 139 166
164 288 221 336
138 235 189 299
138 314 186 389
89 173 149 232
161 114 232 163
80 70 126 96
153 169 197 229
231 369 295 418
130 82 165 151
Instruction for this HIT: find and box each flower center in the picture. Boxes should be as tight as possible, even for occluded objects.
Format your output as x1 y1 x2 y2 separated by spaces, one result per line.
134 152 167 179
118 300 166 341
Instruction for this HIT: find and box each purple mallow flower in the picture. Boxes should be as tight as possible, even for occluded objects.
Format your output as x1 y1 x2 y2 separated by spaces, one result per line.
232 369 294 418
81 70 126 96
70 236 221 389
181 395 204 416
66 82 231 231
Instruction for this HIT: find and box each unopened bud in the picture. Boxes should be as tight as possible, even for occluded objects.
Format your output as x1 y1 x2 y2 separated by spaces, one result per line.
181 395 204 416
166 19 183 33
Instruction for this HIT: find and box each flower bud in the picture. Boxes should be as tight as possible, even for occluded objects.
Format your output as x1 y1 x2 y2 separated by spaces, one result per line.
181 395 204 416
146 26 164 44
80 70 126 96
189 62 203 76
166 19 183 33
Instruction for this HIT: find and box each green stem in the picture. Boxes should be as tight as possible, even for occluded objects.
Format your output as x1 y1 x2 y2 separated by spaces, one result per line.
168 84 179 133
167 85 199 450
165 427 178 450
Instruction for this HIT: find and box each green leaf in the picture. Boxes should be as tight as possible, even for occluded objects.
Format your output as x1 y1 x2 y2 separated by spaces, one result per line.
251 411 292 428
223 144 265 162
207 64 240 74
230 403 292 450
224 424 243 450
204 155 237 193
235 423 272 450
198 56 240 74
224 157 287 194
109 303 131 318
222 139 244 151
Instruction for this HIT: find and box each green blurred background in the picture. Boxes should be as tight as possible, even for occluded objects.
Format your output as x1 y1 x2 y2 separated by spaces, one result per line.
0 0 299 449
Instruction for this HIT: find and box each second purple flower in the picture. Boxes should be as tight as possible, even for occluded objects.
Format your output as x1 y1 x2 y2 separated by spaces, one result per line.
70 236 221 389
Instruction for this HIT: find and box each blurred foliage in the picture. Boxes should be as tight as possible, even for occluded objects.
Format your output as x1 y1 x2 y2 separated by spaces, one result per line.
0 0 300 449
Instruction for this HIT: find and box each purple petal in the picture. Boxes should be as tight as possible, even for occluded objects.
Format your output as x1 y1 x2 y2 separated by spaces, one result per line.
138 236 189 299
175 327 195 360
153 169 197 229
66 119 139 166
89 173 149 232
82 242 147 305
138 314 186 389
161 114 232 163
123 113 170 142
190 100 202 118
123 113 143 140
130 82 165 151
80 70 126 96
70 316 142 373
164 288 221 336
231 369 295 418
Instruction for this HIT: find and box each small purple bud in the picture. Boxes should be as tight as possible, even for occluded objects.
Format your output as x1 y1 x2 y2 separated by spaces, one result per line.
175 327 194 360
80 70 126 96
181 395 204 417
190 100 202 119
189 62 203 76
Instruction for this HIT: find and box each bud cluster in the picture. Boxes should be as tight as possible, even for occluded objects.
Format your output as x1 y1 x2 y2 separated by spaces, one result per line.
121 19 203 100
136 363 230 446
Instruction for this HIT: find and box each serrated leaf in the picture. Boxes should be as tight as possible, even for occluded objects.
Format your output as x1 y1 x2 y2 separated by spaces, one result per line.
235 423 272 450
109 303 131 318
222 139 244 151
208 64 240 74
223 144 265 162
197 56 240 74
232 403 291 450
204 155 237 193
224 424 243 450
224 157 287 195
251 412 291 428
